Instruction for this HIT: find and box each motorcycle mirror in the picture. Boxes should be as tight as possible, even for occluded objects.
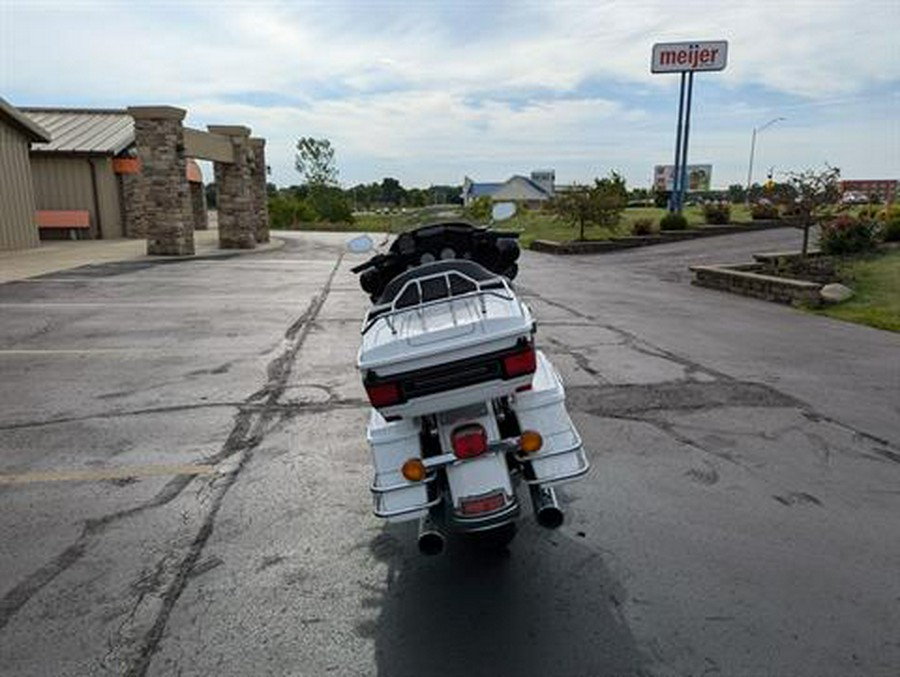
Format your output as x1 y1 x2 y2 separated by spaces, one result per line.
491 202 517 222
347 234 374 254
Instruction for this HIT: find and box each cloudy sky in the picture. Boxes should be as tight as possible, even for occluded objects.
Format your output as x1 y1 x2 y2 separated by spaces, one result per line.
2 0 898 189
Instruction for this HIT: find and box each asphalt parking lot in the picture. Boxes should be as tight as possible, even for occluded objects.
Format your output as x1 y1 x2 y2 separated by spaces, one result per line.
1 228 898 677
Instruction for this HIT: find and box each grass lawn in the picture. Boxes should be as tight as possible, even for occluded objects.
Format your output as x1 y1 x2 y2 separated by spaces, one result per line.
814 249 900 332
505 204 756 248
273 203 760 249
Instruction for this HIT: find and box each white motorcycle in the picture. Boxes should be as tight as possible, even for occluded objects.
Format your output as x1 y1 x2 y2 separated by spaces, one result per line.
350 205 589 554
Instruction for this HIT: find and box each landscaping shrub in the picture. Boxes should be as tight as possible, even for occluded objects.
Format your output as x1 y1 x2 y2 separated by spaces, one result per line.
467 196 493 222
269 193 317 229
880 204 900 242
858 205 881 221
632 218 655 236
703 201 731 225
819 215 878 255
750 201 779 220
659 212 688 231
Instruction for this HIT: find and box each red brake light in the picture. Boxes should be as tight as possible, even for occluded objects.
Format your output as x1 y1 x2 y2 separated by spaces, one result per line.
460 491 506 516
366 381 401 408
451 424 488 459
502 344 536 378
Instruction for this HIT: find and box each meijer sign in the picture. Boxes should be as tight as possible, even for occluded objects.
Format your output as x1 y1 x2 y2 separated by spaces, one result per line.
651 41 728 73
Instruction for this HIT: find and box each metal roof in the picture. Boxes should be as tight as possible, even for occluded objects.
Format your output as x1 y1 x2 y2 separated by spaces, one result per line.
466 182 503 198
20 108 134 155
0 97 51 142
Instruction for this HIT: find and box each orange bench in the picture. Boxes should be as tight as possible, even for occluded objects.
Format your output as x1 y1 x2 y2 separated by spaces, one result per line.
35 210 91 240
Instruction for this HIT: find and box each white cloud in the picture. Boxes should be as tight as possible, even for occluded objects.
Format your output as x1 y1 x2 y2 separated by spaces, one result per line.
2 0 897 186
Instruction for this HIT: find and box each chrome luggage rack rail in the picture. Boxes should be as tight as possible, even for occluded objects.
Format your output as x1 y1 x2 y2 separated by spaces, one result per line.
370 473 441 518
361 269 517 336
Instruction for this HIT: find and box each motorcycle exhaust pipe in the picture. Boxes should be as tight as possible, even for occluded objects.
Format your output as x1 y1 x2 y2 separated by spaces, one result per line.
417 514 445 556
530 484 564 529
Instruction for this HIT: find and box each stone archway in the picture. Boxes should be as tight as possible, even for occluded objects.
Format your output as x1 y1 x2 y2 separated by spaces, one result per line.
127 106 268 256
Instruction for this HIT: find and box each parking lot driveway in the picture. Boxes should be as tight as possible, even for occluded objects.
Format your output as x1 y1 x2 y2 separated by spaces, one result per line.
1 229 898 677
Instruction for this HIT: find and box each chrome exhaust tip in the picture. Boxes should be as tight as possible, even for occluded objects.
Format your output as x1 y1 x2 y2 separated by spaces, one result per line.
417 514 445 556
530 485 564 529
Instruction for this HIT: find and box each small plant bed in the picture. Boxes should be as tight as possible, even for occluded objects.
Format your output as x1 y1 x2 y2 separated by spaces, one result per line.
532 218 784 255
751 250 835 283
813 248 900 332
692 243 898 331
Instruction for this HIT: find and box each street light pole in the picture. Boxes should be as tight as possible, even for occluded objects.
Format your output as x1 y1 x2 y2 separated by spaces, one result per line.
745 117 785 202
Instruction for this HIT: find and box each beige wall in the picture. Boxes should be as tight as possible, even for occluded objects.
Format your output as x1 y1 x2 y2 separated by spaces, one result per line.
30 155 123 239
0 118 40 250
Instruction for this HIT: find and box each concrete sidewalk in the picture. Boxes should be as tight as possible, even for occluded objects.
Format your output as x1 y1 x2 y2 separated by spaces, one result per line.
0 228 284 284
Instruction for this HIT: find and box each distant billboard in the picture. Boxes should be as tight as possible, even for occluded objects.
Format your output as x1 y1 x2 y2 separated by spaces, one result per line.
654 164 712 192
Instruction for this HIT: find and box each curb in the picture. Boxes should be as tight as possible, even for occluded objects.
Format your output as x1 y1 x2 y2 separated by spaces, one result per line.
142 237 286 263
530 220 786 255
689 263 823 306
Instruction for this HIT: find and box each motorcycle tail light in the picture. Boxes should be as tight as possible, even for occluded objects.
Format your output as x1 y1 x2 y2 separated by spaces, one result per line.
459 490 506 516
451 424 488 459
502 344 536 379
366 381 402 408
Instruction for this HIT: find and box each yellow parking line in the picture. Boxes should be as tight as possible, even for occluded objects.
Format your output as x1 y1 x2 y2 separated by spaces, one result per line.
0 463 217 485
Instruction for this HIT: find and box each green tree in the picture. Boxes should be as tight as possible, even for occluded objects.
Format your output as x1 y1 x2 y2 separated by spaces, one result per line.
550 185 595 240
295 137 338 187
312 186 353 222
727 184 746 203
551 172 628 240
380 177 406 206
406 188 427 207
294 137 353 223
592 172 628 228
779 165 841 257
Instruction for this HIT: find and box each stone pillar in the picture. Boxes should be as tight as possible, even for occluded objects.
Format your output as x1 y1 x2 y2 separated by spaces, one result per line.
210 125 255 249
248 137 270 244
190 182 208 230
128 106 194 255
121 171 147 238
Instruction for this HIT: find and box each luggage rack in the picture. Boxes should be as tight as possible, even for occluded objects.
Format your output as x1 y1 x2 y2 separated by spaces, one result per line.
361 269 517 336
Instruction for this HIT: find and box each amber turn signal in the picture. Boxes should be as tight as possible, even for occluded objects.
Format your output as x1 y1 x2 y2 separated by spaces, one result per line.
520 430 543 454
401 458 427 482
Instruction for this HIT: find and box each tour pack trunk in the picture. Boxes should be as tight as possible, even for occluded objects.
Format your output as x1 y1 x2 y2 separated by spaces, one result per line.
357 268 535 419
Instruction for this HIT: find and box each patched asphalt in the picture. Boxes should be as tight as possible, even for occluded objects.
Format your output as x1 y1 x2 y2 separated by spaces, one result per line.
1 228 898 677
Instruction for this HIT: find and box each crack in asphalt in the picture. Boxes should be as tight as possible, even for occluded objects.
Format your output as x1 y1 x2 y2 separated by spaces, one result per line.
520 288 735 383
543 337 606 380
0 397 369 433
0 254 345 672
0 472 194 632
120 253 343 677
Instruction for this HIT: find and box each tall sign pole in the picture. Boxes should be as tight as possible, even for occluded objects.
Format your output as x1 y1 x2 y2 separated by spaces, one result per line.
670 72 686 212
678 71 695 212
652 40 728 213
